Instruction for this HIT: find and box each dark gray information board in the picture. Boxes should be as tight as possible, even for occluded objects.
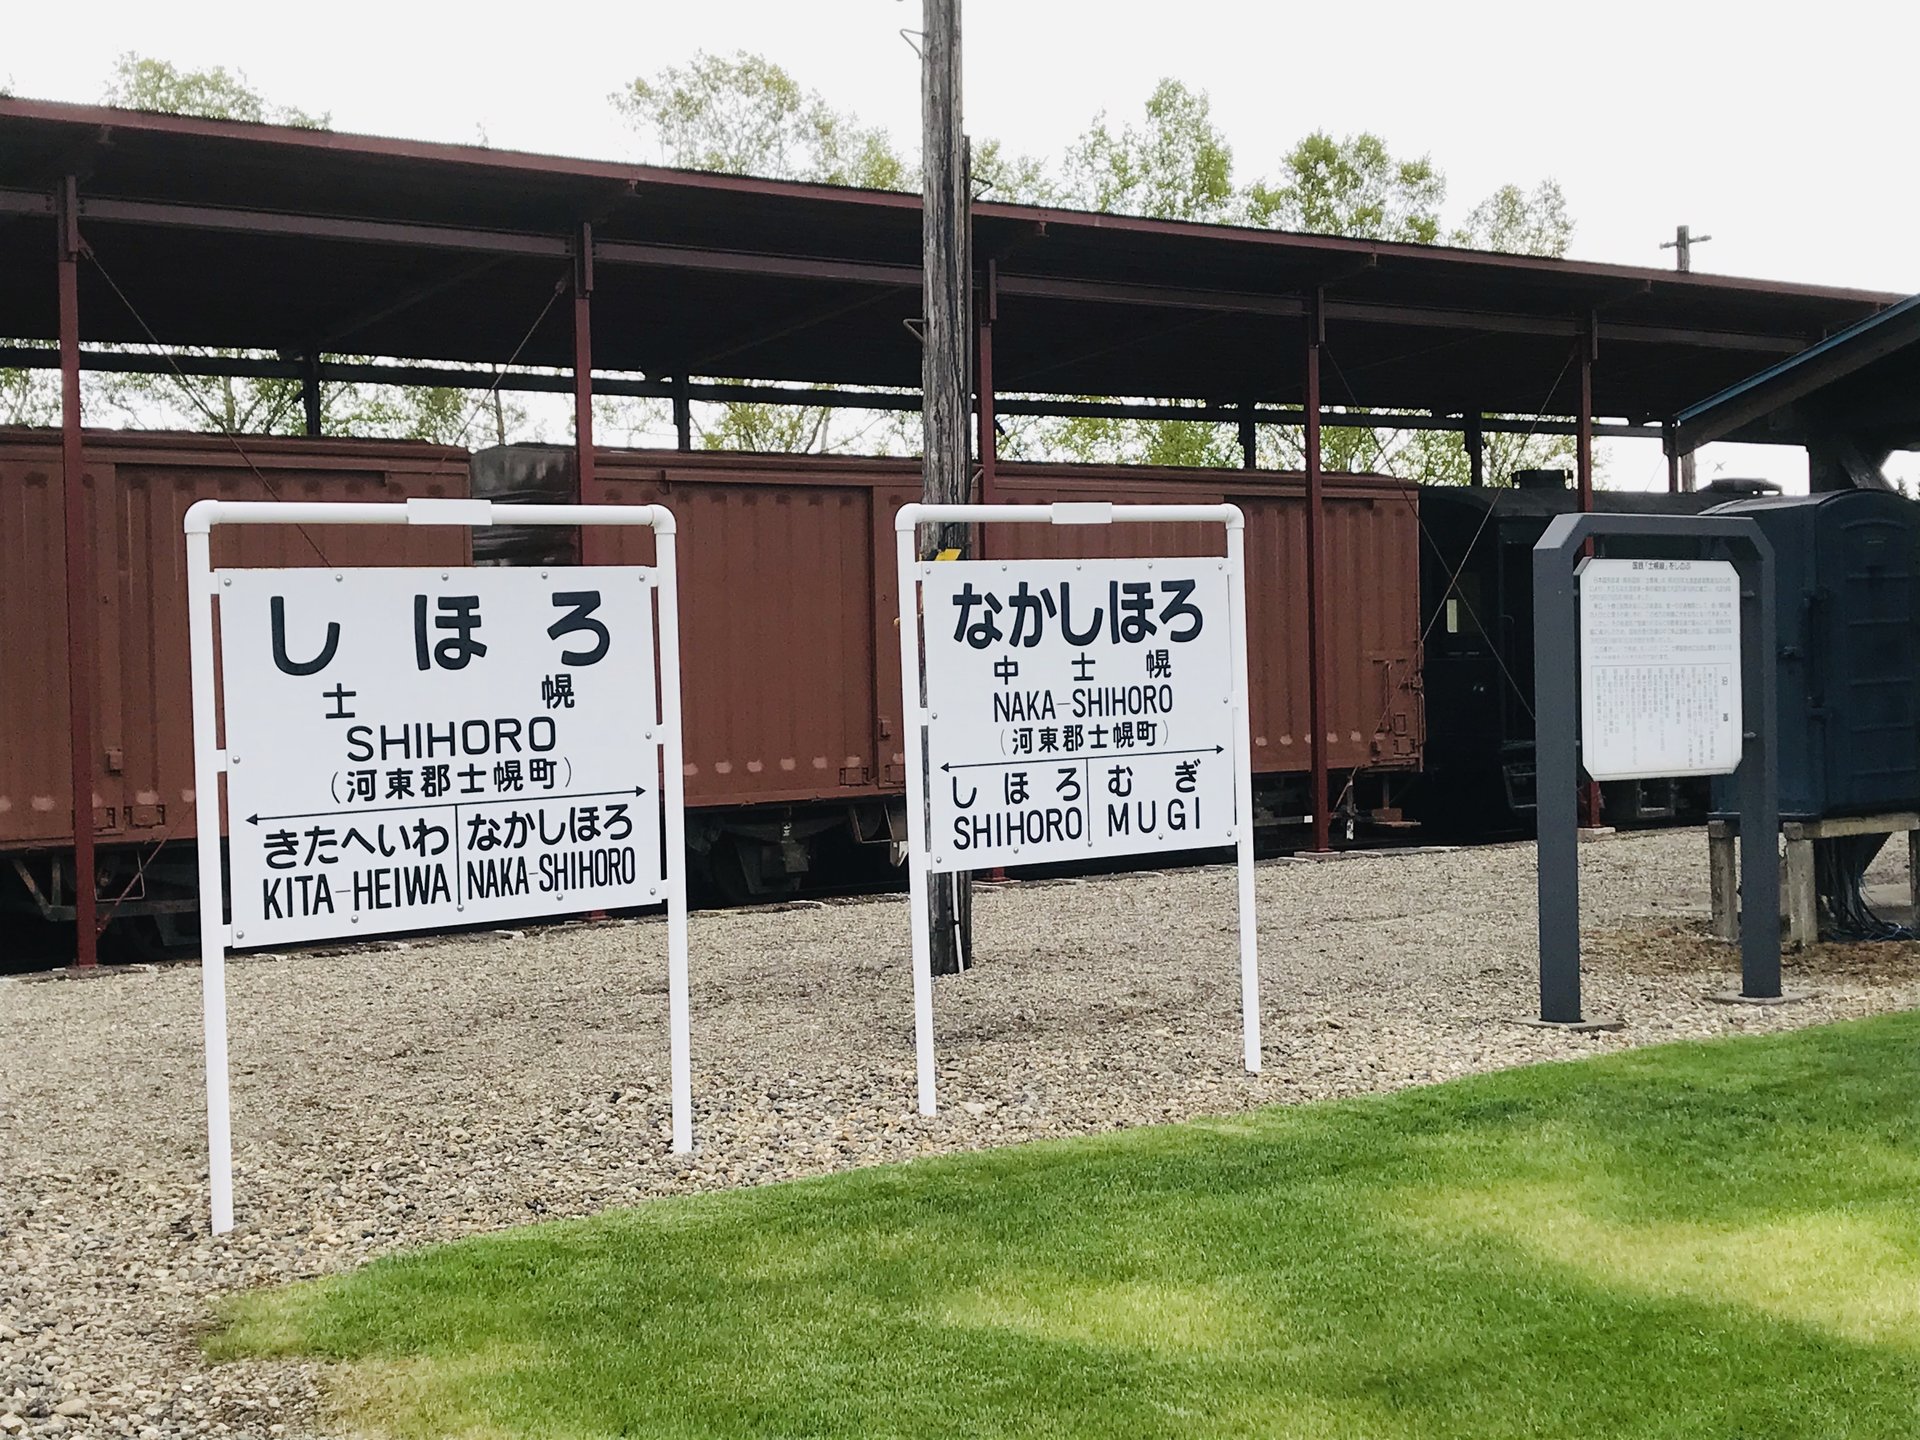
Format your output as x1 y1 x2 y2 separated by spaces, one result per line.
1532 513 1779 1024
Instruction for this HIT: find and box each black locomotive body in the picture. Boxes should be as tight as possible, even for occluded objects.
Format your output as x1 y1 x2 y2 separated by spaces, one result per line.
1412 473 1775 835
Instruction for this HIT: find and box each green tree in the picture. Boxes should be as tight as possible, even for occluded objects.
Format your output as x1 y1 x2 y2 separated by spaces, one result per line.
611 52 920 454
103 53 328 127
1246 131 1445 243
600 61 1582 478
1451 180 1574 257
1394 424 1582 486
972 137 1053 206
1016 407 1240 470
1234 134 1576 482
1259 419 1394 475
84 55 482 445
1024 82 1242 466
331 381 521 447
1055 80 1237 223
613 51 910 190
0 358 59 427
682 390 911 455
91 362 304 434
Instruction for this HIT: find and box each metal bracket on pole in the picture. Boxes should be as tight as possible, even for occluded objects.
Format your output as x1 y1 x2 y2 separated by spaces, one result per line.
1531 512 1778 1026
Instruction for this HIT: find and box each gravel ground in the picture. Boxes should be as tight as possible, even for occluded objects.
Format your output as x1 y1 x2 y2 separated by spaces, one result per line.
5 827 1919 1439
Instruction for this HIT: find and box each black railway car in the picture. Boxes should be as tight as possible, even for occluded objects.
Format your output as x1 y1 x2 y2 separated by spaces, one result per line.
1411 471 1777 834
1706 488 1920 820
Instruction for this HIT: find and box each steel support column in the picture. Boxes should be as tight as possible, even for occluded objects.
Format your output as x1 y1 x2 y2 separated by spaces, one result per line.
301 353 323 437
1665 425 1682 493
1305 290 1330 853
976 260 998 505
1576 322 1602 827
57 176 97 966
571 223 594 505
1465 413 1485 486
1576 325 1595 514
1238 402 1256 470
672 375 692 451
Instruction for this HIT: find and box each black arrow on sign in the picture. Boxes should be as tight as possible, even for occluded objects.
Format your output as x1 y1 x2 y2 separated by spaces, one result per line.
244 786 648 825
939 745 1224 773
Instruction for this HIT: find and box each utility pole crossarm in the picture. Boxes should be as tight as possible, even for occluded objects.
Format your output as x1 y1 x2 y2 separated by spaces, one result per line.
1661 224 1714 491
1660 223 1714 275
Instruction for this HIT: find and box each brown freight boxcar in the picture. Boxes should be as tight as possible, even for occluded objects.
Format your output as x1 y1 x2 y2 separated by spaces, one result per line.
472 444 1422 898
0 429 472 950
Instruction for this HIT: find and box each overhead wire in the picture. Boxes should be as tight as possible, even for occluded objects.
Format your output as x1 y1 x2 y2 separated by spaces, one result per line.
83 250 338 567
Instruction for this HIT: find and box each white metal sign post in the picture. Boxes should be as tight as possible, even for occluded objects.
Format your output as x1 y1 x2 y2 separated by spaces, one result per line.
895 502 1261 1117
186 498 692 1235
1578 557 1742 780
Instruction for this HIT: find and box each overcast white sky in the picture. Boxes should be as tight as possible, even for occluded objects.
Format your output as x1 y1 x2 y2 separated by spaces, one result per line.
7 0 1916 489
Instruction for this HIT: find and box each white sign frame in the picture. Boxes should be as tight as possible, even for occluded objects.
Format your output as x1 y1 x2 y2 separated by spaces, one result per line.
895 502 1261 1118
185 497 692 1235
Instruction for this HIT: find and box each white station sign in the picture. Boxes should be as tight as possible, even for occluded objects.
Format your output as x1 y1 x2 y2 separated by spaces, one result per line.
1578 556 1742 781
218 566 661 945
920 557 1238 871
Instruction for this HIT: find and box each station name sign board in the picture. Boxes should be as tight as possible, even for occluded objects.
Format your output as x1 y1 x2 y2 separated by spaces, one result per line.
1578 556 1742 781
218 566 660 945
919 558 1238 871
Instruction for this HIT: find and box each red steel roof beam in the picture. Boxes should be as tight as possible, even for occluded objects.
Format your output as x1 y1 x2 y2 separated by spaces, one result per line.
976 260 998 507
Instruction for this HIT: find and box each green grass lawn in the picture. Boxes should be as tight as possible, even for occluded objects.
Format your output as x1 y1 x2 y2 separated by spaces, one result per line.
215 1014 1920 1439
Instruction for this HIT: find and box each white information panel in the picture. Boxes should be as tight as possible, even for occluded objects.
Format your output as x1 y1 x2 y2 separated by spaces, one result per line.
219 566 661 946
1578 556 1742 781
920 558 1238 871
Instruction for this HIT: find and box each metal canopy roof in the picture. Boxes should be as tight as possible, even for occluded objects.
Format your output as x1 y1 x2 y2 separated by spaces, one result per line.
0 97 1899 423
1673 291 1920 452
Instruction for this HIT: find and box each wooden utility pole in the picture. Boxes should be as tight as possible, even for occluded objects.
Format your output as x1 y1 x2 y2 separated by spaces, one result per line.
1661 224 1712 491
920 0 972 973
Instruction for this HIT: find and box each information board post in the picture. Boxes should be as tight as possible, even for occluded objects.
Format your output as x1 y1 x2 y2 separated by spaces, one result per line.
896 502 1260 1117
1532 513 1777 1025
185 498 691 1235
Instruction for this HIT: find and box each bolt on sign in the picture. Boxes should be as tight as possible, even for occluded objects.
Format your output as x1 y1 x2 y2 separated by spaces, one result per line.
187 497 692 1237
220 567 660 946
924 559 1237 869
895 502 1262 1120
1578 557 1743 780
